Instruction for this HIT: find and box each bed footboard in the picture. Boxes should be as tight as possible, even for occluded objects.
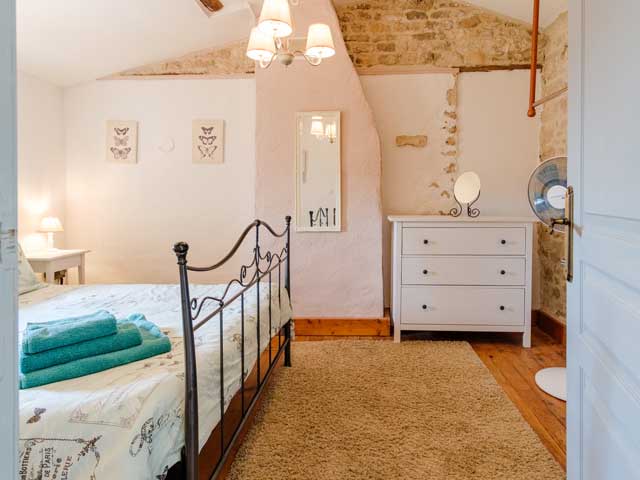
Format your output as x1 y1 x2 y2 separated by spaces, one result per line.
172 216 292 480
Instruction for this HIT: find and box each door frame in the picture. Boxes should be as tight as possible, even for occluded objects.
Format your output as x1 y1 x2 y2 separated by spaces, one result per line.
566 2 583 474
0 0 18 476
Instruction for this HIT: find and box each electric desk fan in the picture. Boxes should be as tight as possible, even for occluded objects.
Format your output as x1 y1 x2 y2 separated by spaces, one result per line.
528 156 569 401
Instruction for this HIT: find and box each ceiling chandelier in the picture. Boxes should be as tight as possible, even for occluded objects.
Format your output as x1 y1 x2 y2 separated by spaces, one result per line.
246 0 336 69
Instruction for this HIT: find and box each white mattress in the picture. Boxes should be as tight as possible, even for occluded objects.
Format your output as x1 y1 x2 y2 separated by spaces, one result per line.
18 283 292 480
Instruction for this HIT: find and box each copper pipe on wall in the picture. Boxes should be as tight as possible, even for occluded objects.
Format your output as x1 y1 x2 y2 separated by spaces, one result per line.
533 86 568 108
528 0 541 117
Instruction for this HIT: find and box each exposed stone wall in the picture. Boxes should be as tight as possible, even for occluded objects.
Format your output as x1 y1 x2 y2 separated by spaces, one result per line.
538 12 568 323
117 42 253 77
335 0 534 69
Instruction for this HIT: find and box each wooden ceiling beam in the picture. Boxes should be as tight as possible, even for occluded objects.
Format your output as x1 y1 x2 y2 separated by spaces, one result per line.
198 0 224 14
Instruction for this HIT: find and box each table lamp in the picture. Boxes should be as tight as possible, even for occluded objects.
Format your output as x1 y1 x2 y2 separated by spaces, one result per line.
39 216 63 250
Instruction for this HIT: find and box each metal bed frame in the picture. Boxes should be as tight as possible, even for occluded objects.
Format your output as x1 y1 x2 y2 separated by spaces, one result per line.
172 216 292 480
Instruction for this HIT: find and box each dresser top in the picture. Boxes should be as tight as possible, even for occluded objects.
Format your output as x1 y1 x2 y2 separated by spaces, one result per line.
388 215 538 223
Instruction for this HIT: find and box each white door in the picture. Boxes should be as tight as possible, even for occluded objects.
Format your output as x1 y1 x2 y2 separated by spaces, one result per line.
568 1 640 478
0 0 18 477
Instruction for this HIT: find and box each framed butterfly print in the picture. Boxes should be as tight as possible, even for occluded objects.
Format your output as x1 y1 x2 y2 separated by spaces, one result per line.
192 119 224 164
106 120 138 164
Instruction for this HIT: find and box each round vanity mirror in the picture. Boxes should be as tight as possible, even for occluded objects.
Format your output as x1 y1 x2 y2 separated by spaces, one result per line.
453 171 481 204
451 171 481 218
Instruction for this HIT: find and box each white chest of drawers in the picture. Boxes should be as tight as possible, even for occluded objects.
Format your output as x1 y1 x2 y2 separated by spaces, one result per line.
389 216 536 347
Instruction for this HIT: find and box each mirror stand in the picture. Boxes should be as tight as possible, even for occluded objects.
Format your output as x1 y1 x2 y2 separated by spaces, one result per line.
449 190 481 218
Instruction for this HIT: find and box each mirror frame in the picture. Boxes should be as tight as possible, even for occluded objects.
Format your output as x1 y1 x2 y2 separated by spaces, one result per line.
294 110 342 232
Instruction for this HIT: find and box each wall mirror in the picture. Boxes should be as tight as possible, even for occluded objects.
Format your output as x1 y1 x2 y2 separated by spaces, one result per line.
295 111 341 232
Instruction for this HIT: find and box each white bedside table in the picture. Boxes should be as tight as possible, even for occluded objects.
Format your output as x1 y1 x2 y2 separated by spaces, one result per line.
26 249 90 285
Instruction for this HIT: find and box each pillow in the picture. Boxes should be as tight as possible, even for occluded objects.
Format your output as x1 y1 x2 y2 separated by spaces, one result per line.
18 243 45 295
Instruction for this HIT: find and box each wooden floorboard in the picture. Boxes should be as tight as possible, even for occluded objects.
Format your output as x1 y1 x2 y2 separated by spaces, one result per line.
442 328 567 470
295 326 567 471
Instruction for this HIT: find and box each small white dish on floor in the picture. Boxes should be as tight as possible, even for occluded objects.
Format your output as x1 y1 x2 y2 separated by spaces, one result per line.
535 367 566 401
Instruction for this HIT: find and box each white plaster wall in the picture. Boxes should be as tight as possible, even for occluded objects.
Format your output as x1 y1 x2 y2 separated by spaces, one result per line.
255 0 384 319
63 79 256 284
17 71 66 252
457 71 540 217
361 73 456 308
362 70 540 306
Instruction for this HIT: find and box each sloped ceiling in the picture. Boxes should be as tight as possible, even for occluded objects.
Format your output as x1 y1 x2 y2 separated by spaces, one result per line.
17 0 257 86
17 0 567 87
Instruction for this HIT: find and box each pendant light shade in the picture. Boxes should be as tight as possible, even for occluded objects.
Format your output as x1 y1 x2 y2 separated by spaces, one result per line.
247 1 336 69
258 0 293 38
305 23 335 59
246 27 276 62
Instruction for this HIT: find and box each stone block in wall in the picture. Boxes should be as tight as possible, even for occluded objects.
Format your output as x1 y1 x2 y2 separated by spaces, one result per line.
396 135 428 147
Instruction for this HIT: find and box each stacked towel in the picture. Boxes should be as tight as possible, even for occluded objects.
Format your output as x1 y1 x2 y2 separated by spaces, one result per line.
20 321 142 373
20 312 172 390
23 310 118 354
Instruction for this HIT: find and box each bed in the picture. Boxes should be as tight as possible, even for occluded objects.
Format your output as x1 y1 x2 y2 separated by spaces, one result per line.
18 218 293 480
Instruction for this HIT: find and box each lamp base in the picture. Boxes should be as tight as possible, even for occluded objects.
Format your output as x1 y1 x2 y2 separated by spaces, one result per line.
46 232 58 251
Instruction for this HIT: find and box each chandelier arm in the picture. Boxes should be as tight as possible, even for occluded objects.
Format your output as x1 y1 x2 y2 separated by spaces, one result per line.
259 55 276 69
298 52 322 66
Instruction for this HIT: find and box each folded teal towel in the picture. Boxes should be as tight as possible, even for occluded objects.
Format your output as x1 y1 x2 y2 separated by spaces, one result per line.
20 321 143 374
20 314 171 390
22 310 117 354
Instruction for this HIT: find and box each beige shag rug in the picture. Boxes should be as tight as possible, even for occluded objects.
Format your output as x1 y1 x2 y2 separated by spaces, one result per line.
227 341 565 480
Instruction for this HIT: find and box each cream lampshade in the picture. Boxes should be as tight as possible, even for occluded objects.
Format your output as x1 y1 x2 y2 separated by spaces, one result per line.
305 23 335 59
39 216 63 250
258 0 293 38
246 27 277 62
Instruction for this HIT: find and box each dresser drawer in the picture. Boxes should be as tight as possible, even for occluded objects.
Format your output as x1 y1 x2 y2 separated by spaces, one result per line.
400 286 525 326
401 256 526 286
402 227 526 256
